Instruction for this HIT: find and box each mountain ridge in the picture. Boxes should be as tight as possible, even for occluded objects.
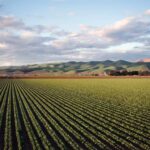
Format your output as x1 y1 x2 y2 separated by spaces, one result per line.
0 60 150 76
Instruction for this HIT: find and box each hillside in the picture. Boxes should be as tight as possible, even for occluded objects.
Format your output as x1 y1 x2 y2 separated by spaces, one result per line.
0 60 150 76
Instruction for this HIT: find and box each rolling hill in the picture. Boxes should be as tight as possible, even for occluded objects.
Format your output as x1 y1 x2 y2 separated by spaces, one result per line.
0 60 150 76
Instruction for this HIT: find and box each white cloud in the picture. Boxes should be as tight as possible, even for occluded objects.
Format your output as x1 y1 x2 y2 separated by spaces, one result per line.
0 9 150 65
0 43 7 49
144 9 150 15
113 17 134 29
1 62 12 66
0 16 25 29
20 31 38 39
105 42 144 53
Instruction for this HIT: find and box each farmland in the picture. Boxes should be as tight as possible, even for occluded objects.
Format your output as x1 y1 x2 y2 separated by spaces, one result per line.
0 79 150 150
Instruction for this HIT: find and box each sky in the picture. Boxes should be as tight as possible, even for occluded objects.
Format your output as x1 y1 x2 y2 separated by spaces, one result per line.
0 0 150 66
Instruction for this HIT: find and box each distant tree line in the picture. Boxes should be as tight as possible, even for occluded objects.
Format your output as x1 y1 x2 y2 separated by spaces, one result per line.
108 70 150 76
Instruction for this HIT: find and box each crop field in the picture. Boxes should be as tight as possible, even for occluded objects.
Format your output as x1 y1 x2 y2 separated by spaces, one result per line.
0 79 150 150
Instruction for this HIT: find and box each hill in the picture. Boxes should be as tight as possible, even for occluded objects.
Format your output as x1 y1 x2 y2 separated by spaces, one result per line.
0 60 150 77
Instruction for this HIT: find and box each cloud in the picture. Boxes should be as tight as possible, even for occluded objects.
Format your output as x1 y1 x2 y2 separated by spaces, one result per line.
144 9 150 15
0 16 25 29
20 31 38 39
0 43 7 49
0 9 150 65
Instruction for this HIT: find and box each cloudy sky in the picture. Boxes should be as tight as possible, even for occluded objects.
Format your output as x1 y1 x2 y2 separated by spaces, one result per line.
0 0 150 66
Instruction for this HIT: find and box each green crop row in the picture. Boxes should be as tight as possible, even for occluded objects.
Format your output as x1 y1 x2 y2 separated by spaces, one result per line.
0 79 149 150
